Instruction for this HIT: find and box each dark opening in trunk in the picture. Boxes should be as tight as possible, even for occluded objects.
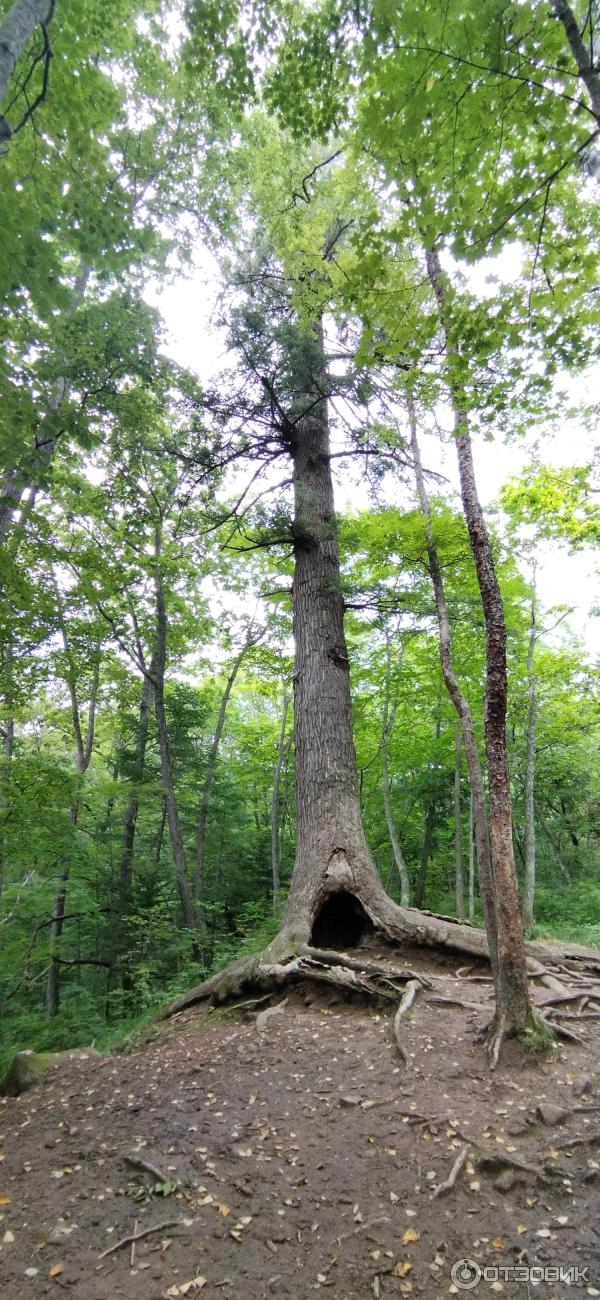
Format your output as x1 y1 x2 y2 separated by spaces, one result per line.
310 891 373 950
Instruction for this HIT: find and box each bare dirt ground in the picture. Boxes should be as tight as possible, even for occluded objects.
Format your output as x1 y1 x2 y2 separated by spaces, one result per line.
1 943 600 1300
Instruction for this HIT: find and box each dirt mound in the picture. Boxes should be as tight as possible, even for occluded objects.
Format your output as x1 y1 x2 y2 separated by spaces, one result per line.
1 950 599 1298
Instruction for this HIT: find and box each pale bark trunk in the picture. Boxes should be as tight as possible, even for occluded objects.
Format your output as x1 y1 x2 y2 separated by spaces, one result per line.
194 634 259 903
271 686 290 909
553 0 600 121
408 400 497 971
0 0 54 118
454 723 465 921
381 635 410 905
426 246 531 1034
522 575 538 928
153 541 205 947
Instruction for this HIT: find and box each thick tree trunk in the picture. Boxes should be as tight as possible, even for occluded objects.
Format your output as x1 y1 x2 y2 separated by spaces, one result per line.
0 0 54 123
522 577 538 928
408 402 497 971
194 633 259 903
271 686 290 909
381 634 410 905
553 0 600 121
454 723 464 922
426 247 532 1042
280 321 398 946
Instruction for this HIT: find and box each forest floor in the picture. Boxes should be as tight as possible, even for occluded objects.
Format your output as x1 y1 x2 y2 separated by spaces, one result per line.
1 942 600 1300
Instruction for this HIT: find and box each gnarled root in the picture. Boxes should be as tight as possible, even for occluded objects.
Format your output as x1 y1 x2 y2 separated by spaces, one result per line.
393 978 423 1066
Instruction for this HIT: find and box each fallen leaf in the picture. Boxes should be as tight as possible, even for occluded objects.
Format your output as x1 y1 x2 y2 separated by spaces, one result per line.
537 1228 552 1239
3 1230 15 1243
517 1225 527 1235
492 1238 505 1249
25 1268 39 1278
214 1202 230 1217
402 1229 420 1244
49 1263 64 1278
394 1260 412 1277
0 1195 10 1206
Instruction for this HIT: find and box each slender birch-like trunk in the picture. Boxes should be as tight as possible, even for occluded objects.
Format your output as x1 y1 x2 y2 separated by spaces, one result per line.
381 634 410 905
454 723 465 921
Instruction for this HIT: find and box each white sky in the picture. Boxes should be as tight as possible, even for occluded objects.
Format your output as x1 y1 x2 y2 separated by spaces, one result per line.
146 248 599 658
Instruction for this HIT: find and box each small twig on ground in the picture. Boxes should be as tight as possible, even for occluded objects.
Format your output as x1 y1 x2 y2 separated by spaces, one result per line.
432 1144 469 1199
98 1219 185 1259
124 1152 191 1200
130 1218 138 1267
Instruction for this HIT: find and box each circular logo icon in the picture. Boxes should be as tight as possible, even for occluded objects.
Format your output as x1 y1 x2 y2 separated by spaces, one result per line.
450 1258 482 1290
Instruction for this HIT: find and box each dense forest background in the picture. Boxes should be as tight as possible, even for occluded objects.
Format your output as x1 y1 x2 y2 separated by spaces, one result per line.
0 0 599 1069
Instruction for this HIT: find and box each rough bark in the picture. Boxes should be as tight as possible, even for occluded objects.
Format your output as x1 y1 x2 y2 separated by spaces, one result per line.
381 632 410 905
522 575 538 928
194 629 261 903
153 537 205 947
408 401 497 972
0 0 54 125
454 723 464 922
426 246 533 1041
271 686 290 909
553 0 600 121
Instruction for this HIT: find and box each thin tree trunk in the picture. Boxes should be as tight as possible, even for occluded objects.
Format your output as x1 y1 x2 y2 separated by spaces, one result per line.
0 637 15 903
454 723 465 921
120 665 155 909
381 634 410 905
468 790 475 922
46 623 100 1019
271 686 289 910
553 0 600 121
522 571 538 928
414 794 436 909
194 631 259 903
539 808 572 883
152 530 205 950
426 246 532 1038
0 0 55 122
408 400 496 969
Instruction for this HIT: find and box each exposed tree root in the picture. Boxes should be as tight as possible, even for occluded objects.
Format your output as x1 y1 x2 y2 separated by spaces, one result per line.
432 1144 469 1199
393 979 422 1065
161 896 600 1077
